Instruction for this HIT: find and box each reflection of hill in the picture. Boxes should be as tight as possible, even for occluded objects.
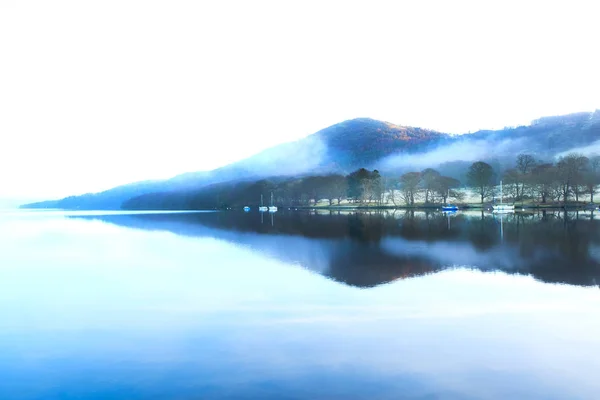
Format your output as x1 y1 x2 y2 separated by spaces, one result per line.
72 210 600 288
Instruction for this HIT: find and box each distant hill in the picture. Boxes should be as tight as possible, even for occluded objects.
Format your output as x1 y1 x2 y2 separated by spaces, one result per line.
313 118 449 168
465 110 600 155
21 118 447 209
22 111 600 210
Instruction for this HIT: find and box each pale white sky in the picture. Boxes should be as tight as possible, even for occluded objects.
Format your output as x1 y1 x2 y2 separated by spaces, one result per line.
1 0 599 200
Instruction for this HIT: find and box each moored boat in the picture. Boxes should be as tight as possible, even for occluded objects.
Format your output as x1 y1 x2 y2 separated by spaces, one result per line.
268 192 278 212
493 180 514 213
442 204 458 211
258 194 268 212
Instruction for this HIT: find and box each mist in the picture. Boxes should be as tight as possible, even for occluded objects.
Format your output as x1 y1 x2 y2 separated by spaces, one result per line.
377 137 529 171
0 198 37 210
556 140 600 159
233 134 328 177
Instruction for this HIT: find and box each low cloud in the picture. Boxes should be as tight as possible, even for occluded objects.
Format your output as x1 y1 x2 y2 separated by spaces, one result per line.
235 135 328 176
378 137 528 171
556 140 600 159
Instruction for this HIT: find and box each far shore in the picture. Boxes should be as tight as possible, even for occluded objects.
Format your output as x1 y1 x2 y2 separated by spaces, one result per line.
273 202 599 211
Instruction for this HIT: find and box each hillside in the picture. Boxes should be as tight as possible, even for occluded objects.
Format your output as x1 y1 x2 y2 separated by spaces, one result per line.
465 110 600 155
21 111 600 210
21 118 447 209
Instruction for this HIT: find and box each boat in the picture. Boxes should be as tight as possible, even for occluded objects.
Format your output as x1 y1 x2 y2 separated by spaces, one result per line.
442 190 458 212
243 206 250 212
258 194 268 212
493 180 514 213
493 204 514 213
268 192 278 213
442 204 458 211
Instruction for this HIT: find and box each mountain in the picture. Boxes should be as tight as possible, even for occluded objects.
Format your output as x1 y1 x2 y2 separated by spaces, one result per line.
464 110 600 154
21 111 600 210
21 118 447 209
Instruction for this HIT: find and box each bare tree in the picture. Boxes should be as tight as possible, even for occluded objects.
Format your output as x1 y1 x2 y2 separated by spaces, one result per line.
556 153 588 203
531 163 557 203
500 154 537 201
583 155 600 203
434 176 461 203
467 161 496 203
516 154 536 174
384 177 402 207
399 172 422 205
502 168 521 200
330 175 348 205
421 168 441 203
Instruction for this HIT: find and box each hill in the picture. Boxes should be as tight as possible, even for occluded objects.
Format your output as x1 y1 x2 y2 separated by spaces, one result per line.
21 118 447 209
21 111 600 210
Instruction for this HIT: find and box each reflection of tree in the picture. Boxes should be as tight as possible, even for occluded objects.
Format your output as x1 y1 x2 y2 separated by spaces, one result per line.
467 213 497 250
347 213 383 243
73 210 600 288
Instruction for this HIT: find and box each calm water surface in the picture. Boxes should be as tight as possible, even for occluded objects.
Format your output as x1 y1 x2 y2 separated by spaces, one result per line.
1 209 600 399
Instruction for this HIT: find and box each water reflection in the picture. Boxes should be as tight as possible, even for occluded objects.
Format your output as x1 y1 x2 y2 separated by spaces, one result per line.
3 210 600 399
73 209 600 288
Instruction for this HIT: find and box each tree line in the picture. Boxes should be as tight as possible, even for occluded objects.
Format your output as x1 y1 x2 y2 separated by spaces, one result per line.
329 152 600 206
394 153 600 205
500 153 600 204
123 152 600 210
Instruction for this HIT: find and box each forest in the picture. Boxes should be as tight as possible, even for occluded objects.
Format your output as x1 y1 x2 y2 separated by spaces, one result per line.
122 152 600 210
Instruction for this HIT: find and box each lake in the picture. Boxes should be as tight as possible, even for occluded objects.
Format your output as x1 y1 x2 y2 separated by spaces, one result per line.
1 209 600 399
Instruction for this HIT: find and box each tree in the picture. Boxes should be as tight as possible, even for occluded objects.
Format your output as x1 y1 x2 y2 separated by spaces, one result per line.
531 163 557 203
347 168 370 203
583 155 600 203
385 177 401 206
421 168 441 203
301 176 325 205
346 168 381 204
286 179 304 206
399 172 421 205
502 168 521 200
467 161 495 203
453 190 467 203
501 154 537 201
371 170 384 205
329 175 348 205
434 176 461 203
516 154 536 174
556 153 588 203
363 170 383 204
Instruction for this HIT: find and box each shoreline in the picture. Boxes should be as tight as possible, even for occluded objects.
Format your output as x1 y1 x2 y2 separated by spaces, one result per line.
279 203 599 211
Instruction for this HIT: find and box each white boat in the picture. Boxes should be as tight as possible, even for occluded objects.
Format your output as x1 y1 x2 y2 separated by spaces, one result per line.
268 192 278 213
493 180 514 213
258 194 268 212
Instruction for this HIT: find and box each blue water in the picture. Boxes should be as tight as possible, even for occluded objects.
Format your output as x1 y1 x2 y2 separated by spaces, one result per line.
1 209 600 399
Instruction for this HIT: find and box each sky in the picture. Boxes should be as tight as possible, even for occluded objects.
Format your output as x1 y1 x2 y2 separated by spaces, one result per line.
1 0 599 201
